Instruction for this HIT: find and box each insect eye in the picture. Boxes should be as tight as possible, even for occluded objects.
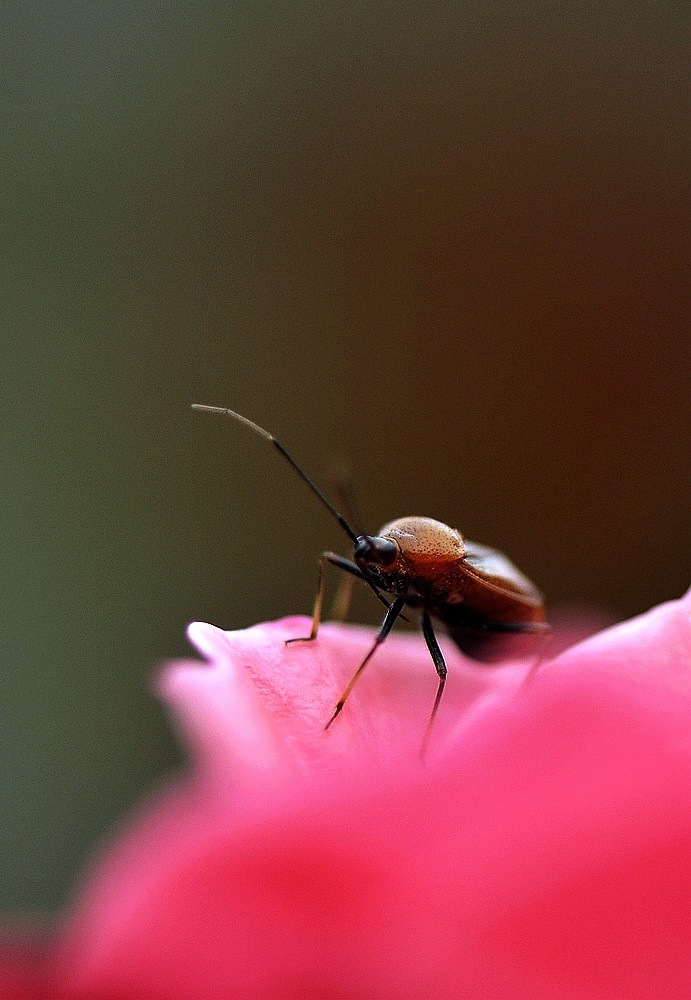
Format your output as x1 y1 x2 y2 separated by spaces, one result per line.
354 535 398 566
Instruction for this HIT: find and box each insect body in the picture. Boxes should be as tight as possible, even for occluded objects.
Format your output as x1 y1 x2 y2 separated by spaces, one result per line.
192 404 550 757
356 517 547 662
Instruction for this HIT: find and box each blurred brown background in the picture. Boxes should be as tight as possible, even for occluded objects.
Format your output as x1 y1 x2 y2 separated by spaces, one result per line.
3 4 689 913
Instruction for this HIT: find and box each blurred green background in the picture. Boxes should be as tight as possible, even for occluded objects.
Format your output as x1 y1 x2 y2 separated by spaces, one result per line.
3 3 689 915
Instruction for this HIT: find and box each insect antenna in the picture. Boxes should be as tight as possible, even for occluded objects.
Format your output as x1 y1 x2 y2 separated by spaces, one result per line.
191 404 359 544
328 464 367 537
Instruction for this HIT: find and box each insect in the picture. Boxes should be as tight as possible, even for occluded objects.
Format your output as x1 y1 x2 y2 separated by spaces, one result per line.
192 404 551 757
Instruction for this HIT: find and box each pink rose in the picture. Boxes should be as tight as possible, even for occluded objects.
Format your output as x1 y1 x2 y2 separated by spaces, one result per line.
2 591 690 998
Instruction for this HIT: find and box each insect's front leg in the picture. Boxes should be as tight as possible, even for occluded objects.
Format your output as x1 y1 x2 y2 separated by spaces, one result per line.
286 552 365 645
325 595 407 729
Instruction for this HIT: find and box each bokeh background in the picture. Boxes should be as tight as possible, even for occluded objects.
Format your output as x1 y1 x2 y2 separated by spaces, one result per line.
3 3 689 915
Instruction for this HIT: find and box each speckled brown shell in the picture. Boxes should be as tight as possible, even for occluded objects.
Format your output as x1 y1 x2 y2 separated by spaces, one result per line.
378 516 465 563
376 516 546 662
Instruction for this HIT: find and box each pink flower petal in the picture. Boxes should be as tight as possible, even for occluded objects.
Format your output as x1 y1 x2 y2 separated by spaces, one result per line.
164 616 528 779
0 936 54 1000
51 590 691 999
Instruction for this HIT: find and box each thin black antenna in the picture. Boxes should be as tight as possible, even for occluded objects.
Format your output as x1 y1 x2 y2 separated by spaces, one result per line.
329 465 366 537
191 404 359 544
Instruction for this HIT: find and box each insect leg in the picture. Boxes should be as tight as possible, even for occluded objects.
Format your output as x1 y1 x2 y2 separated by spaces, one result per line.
472 620 553 684
449 619 551 664
328 465 366 537
325 595 406 730
419 612 448 761
520 624 554 686
480 621 552 635
286 552 365 644
330 570 356 622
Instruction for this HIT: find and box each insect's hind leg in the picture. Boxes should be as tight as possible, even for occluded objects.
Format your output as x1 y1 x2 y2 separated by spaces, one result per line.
519 623 553 687
450 619 552 665
462 619 553 685
419 613 448 761
286 552 365 644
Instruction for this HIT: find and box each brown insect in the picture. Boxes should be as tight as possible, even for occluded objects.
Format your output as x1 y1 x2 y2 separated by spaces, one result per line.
192 404 550 756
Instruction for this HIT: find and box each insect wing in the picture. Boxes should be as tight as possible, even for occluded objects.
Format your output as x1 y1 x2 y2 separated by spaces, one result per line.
462 539 544 606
